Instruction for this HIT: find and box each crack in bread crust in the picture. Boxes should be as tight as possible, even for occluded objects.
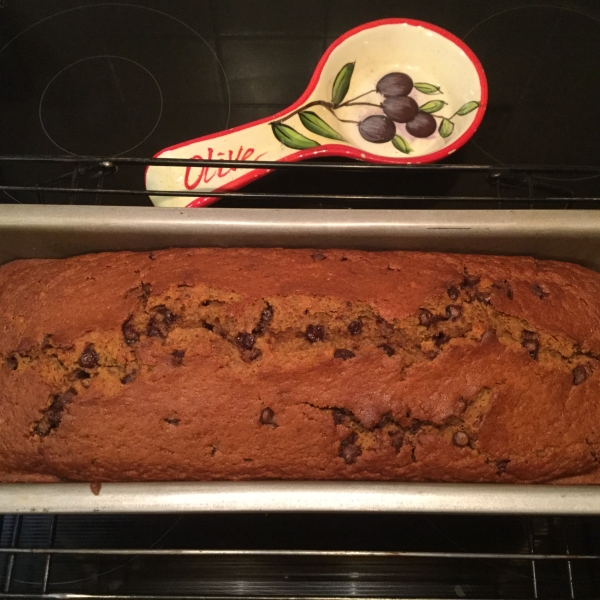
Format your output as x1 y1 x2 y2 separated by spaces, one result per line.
4 276 598 442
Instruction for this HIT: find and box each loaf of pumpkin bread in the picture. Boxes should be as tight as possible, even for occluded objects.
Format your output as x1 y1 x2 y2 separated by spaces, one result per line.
1 247 600 484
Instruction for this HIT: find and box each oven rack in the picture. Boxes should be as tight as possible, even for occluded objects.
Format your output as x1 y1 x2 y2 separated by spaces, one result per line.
1 155 599 207
2 168 600 599
2 511 600 599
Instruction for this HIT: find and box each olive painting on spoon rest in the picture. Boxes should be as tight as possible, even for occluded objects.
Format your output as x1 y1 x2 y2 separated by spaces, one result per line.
145 18 488 208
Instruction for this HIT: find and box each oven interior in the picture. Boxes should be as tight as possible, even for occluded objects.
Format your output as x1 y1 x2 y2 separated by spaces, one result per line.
2 512 600 599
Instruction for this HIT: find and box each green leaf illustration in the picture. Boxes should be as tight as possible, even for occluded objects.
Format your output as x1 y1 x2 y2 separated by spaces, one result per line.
271 123 320 150
299 111 345 141
414 82 443 95
331 62 355 106
438 118 454 138
456 100 481 116
419 100 448 114
391 134 413 154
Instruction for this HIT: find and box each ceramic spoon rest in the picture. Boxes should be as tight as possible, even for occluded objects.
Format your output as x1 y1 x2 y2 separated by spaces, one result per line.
145 18 487 207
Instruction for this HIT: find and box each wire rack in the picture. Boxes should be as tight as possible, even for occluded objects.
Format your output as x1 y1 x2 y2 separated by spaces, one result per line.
2 155 600 600
1 512 600 599
1 156 600 209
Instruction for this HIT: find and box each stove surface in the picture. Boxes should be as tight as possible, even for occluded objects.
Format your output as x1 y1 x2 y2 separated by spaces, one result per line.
1 1 599 205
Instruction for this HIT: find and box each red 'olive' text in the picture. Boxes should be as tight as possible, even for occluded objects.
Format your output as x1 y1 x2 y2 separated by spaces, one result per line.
184 147 266 190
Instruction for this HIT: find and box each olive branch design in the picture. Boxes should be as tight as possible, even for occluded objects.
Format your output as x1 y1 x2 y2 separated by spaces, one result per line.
271 62 481 154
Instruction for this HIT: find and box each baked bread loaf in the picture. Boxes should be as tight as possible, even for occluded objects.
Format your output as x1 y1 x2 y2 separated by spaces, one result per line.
1 248 600 484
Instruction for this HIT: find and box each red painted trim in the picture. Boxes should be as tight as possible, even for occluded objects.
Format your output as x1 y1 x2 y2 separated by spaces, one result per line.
144 18 488 208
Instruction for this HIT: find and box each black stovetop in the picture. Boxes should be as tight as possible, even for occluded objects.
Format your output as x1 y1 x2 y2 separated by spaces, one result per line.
1 0 600 207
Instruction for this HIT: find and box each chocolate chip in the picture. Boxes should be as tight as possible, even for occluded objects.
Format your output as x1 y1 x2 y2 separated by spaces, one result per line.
419 308 434 327
338 432 362 464
452 431 470 447
305 324 325 343
348 320 363 335
74 369 90 380
201 320 214 331
201 300 212 306
496 459 510 475
521 330 540 360
33 388 77 437
164 416 180 426
78 344 99 369
122 316 140 345
445 305 462 321
461 274 481 288
419 308 445 328
389 431 404 451
531 283 549 299
259 407 276 426
120 371 137 384
378 344 395 357
433 332 450 347
473 291 491 304
340 257 348 262
253 304 274 335
332 408 352 425
171 350 185 366
447 286 460 301
573 365 588 386
5 355 18 370
148 252 156 260
493 280 513 300
236 332 255 350
146 316 166 339
261 304 274 322
154 305 176 326
311 251 326 261
334 349 355 360
41 335 53 350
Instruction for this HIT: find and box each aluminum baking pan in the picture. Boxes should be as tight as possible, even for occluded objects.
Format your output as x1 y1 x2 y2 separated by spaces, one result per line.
1 204 600 515
1 481 600 514
2 205 600 268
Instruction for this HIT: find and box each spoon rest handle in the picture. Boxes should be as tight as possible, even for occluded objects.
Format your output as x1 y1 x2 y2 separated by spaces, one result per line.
145 118 318 208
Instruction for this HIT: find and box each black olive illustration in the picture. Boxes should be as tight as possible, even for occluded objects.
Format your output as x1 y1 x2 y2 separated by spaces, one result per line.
358 115 396 143
382 96 419 123
376 72 413 97
406 111 437 138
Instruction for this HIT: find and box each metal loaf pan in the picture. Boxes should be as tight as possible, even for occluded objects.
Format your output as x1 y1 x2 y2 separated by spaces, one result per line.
1 204 600 515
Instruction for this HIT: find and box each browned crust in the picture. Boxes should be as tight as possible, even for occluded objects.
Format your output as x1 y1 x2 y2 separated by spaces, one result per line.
1 248 599 484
